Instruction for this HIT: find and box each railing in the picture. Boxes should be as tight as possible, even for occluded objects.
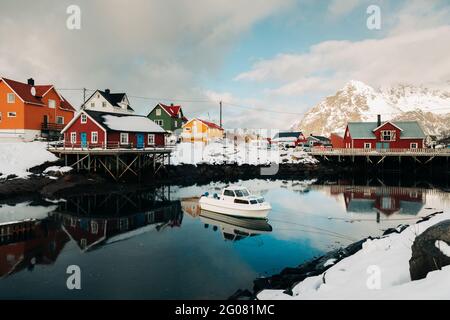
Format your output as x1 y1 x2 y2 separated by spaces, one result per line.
47 141 176 151
41 122 64 131
310 147 450 155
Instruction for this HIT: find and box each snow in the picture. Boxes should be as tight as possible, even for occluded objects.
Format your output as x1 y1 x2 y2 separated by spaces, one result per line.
323 258 337 267
170 141 318 166
0 202 57 225
258 210 450 300
43 166 73 174
102 115 165 133
0 142 58 179
435 240 450 258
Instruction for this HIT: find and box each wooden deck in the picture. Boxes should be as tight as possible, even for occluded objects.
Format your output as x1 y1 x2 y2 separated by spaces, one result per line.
47 142 174 155
311 148 450 157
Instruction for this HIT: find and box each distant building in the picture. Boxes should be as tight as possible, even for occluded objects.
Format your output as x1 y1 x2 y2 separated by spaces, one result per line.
147 103 188 134
343 116 426 149
307 134 331 147
181 118 224 143
330 133 345 148
83 89 134 114
0 77 76 141
271 131 306 147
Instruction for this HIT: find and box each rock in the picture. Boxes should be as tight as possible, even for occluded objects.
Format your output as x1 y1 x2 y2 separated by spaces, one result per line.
382 224 409 236
409 219 450 281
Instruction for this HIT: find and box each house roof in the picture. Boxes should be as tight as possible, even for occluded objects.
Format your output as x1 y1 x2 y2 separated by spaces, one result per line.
309 135 330 142
272 131 303 139
1 77 75 111
198 119 223 130
98 90 134 112
159 103 182 118
347 121 426 139
84 110 165 133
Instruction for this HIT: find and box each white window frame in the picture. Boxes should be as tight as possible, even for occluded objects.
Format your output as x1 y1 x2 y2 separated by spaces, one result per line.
7 112 16 118
148 134 155 145
7 93 15 104
56 116 64 125
155 119 164 126
90 102 95 108
48 99 56 109
156 108 161 116
102 101 107 108
81 114 87 124
70 132 77 144
120 132 129 145
381 130 396 142
410 142 418 149
364 142 371 149
174 120 178 127
91 131 98 144
91 221 98 234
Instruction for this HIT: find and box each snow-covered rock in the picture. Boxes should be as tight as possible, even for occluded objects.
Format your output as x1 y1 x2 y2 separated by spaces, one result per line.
258 210 450 300
0 142 58 179
170 141 318 166
291 80 450 137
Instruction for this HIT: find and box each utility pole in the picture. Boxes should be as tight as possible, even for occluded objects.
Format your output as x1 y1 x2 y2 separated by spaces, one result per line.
219 100 222 128
82 88 87 109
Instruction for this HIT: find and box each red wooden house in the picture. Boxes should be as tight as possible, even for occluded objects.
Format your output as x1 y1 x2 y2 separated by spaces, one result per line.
343 116 426 149
61 110 167 148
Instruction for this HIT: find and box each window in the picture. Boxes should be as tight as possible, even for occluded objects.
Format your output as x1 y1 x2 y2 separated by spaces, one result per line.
90 102 95 108
102 101 107 108
91 132 98 144
174 120 178 128
48 99 56 109
381 130 396 141
7 93 15 103
81 114 87 124
148 134 155 145
185 127 191 132
80 239 87 249
91 221 98 234
156 108 161 116
7 112 16 118
410 142 418 149
155 119 164 126
70 132 77 144
364 142 371 149
56 116 64 124
120 133 129 144
0 112 2 122
223 190 235 197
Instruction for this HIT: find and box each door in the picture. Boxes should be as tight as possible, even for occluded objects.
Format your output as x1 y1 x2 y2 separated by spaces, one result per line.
136 134 144 149
80 132 87 148
43 115 48 129
376 142 389 149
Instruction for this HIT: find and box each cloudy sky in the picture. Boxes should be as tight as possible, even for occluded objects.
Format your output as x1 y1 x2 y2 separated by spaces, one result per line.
1 0 449 128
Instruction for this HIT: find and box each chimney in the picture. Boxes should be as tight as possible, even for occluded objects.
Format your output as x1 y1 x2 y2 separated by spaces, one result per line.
27 78 35 86
377 114 381 126
105 89 110 94
170 103 174 107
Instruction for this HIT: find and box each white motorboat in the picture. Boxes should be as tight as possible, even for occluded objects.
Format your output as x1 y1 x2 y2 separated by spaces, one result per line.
199 186 271 219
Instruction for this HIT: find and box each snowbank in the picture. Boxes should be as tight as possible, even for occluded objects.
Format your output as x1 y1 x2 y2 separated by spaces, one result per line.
102 114 165 133
258 210 450 300
0 142 58 179
43 166 73 174
170 141 318 166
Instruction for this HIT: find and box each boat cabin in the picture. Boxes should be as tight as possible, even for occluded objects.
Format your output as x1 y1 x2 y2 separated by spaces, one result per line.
221 186 265 205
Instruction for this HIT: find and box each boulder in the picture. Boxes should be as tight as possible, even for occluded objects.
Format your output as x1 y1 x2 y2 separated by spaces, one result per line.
409 219 450 281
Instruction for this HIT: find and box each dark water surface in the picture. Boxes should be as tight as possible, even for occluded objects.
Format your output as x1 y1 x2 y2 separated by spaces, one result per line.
0 178 449 299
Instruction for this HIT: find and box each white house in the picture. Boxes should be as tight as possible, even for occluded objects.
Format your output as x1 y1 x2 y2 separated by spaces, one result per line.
83 89 134 114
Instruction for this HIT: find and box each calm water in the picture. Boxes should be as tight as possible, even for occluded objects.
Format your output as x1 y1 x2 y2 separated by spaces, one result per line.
0 178 449 299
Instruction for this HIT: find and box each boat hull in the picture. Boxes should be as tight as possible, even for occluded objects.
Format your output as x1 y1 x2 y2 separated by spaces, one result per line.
199 197 271 219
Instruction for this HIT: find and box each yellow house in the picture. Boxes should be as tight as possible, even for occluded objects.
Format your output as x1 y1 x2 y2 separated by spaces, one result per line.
181 118 224 142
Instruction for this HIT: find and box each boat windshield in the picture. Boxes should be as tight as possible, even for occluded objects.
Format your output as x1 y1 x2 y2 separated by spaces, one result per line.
235 189 250 197
257 198 264 203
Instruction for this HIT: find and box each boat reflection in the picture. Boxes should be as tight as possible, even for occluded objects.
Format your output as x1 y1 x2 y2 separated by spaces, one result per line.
199 210 272 242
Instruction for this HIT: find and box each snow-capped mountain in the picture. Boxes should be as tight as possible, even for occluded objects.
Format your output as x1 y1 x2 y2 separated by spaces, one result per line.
291 80 450 136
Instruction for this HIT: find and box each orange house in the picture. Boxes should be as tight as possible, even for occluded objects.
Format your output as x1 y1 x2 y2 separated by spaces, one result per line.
181 118 224 142
0 77 76 141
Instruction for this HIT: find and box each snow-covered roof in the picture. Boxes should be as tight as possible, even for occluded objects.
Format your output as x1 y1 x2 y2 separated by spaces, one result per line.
83 110 165 133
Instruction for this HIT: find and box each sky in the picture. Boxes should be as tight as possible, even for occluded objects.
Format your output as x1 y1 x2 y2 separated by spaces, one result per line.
1 0 449 129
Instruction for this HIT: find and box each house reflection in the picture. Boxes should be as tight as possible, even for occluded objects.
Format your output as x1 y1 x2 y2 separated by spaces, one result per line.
0 218 69 277
52 189 183 251
330 184 425 222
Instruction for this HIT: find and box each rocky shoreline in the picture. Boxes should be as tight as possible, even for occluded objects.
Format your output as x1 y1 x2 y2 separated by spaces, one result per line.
229 212 445 300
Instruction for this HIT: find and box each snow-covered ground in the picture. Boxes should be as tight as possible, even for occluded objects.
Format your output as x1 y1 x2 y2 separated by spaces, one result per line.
170 141 318 166
258 210 450 300
0 142 58 179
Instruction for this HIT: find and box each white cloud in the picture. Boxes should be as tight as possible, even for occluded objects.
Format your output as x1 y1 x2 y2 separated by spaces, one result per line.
327 0 361 17
235 26 450 96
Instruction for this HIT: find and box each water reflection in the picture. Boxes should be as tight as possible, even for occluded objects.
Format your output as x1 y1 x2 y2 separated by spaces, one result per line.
199 210 272 242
